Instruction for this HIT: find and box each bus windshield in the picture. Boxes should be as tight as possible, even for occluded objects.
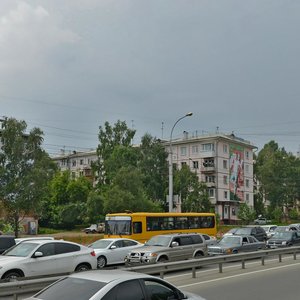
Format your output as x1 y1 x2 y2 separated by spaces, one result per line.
105 219 131 235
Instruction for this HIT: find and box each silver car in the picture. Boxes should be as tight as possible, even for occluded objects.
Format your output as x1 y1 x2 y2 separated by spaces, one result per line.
208 235 266 255
125 233 207 265
25 270 206 300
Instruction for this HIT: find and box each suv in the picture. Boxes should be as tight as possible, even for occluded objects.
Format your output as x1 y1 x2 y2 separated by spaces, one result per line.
0 236 16 254
125 233 207 265
233 226 267 242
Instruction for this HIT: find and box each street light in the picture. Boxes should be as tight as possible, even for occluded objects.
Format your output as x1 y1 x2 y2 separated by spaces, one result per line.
168 112 193 212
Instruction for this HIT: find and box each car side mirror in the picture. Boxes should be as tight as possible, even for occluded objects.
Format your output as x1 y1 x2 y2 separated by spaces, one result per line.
33 251 43 258
171 241 179 247
110 245 117 249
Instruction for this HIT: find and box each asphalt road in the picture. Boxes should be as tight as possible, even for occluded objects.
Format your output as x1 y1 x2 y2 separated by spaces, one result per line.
165 256 300 300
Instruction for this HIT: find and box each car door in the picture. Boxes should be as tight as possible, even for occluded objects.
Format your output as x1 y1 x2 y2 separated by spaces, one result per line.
25 243 58 277
169 236 194 261
108 240 128 264
292 232 300 245
54 242 82 274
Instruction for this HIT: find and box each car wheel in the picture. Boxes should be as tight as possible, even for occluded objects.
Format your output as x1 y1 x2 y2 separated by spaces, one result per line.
75 263 91 272
97 256 107 268
158 256 168 263
194 252 204 258
2 270 23 280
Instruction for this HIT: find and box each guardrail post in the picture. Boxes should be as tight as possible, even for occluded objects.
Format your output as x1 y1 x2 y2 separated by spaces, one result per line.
159 271 164 279
293 251 296 260
13 293 18 300
192 267 196 278
242 260 245 269
261 256 265 266
279 254 282 262
218 263 223 273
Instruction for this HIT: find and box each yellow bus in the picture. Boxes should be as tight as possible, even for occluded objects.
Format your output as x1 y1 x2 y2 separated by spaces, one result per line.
104 212 217 243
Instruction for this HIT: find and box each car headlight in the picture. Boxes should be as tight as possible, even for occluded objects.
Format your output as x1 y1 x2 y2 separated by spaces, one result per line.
225 249 232 254
145 252 158 257
282 241 287 245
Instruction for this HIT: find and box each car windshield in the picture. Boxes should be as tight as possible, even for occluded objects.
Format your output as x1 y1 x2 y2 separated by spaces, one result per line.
145 236 171 247
35 277 107 300
4 242 37 257
219 236 241 246
234 228 251 235
89 239 112 249
273 231 293 239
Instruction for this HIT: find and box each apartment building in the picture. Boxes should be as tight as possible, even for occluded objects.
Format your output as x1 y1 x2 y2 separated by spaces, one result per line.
165 132 256 224
52 150 98 181
52 133 255 224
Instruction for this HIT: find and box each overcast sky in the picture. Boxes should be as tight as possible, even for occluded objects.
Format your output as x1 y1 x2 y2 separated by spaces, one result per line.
1 0 300 156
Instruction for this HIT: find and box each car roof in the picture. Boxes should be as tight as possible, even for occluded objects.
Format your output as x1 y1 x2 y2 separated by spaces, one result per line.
69 270 155 283
17 239 80 246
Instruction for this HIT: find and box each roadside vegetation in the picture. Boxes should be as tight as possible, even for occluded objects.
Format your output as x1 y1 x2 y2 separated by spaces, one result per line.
1 117 300 236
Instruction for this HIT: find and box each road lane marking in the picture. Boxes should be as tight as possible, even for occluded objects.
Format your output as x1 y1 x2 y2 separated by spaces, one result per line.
177 262 300 288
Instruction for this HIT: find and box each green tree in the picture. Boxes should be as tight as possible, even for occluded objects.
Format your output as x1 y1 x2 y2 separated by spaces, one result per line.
85 191 104 224
237 203 256 225
103 167 161 213
139 134 168 204
174 165 211 212
94 120 136 187
0 118 56 236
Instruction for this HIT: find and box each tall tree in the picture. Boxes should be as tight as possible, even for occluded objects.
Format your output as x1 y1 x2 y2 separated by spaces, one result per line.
94 120 136 187
0 118 56 236
139 134 168 204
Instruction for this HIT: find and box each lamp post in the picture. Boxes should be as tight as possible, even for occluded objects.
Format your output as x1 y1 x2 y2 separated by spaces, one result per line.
168 112 193 212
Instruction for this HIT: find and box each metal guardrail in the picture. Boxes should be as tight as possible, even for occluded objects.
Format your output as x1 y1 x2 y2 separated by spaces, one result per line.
1 246 300 299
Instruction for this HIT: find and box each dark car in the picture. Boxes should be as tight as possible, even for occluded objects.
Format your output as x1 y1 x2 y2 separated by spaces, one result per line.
0 236 16 254
208 235 266 255
267 231 300 248
233 226 267 242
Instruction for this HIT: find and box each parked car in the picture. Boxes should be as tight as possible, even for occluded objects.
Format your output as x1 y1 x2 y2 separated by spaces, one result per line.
260 225 278 239
125 233 207 266
88 238 143 268
208 235 266 255
0 240 97 280
254 217 271 225
83 223 105 234
267 230 300 248
0 236 16 254
233 226 267 241
24 269 206 300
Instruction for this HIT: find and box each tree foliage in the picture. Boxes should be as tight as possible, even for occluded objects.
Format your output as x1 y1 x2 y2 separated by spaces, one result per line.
0 118 56 236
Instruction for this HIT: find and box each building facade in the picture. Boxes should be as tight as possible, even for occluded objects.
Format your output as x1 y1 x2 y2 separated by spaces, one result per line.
52 150 98 181
164 132 256 224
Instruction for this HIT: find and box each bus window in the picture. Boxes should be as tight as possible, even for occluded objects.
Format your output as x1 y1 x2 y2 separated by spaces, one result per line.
133 222 142 234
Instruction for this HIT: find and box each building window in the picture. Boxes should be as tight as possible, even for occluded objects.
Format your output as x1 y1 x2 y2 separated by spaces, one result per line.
245 164 249 174
223 160 228 169
80 159 84 165
246 151 249 159
181 162 187 167
79 171 83 176
193 161 199 169
224 191 228 199
208 188 215 197
232 208 236 216
192 145 198 154
71 172 76 179
205 175 215 183
246 193 249 203
223 144 228 153
202 143 215 152
246 179 250 188
72 160 76 167
223 175 228 185
203 159 214 167
180 147 187 156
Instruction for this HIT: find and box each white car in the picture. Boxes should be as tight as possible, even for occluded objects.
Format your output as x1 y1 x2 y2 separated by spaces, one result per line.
260 225 278 239
88 238 143 268
0 240 97 280
25 269 206 300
